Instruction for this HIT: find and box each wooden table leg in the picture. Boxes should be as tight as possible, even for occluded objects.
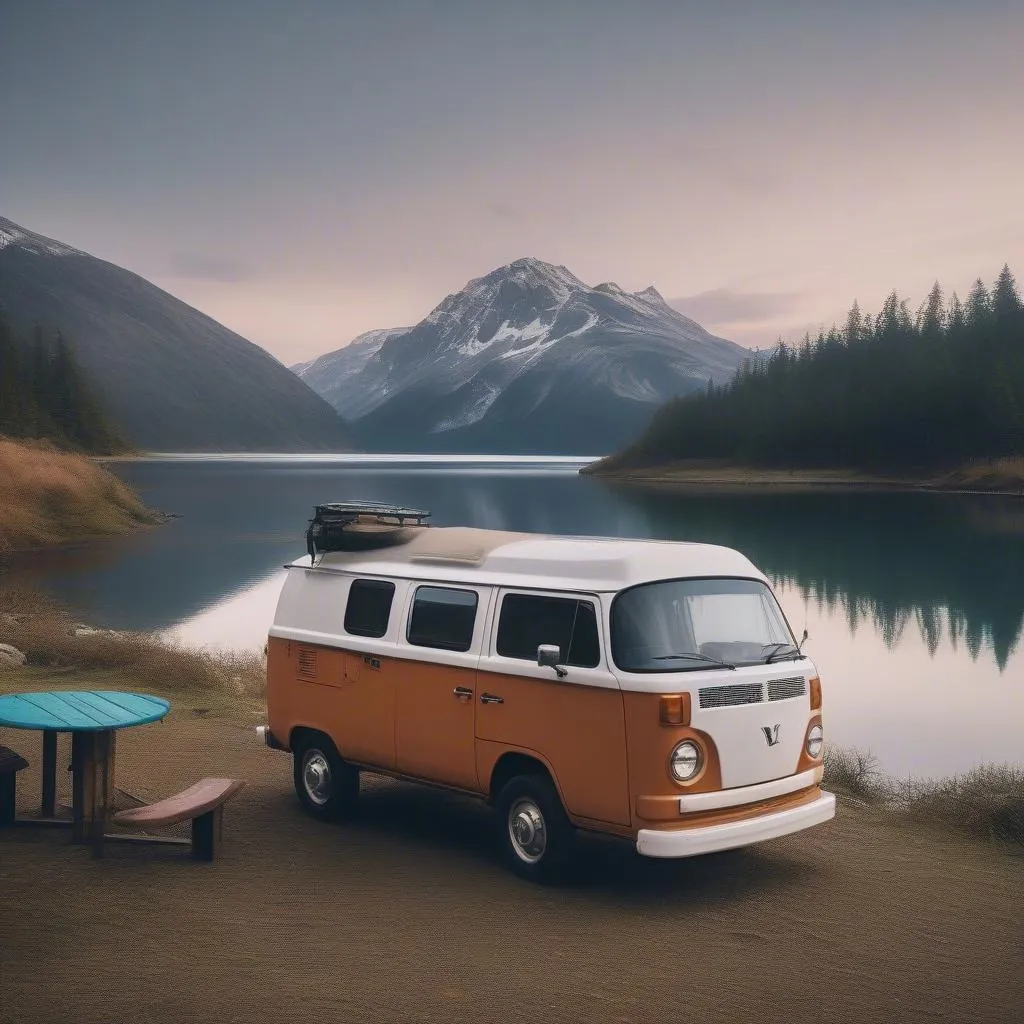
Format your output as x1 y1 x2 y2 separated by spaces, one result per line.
70 730 116 856
71 732 86 841
41 730 57 817
92 730 115 859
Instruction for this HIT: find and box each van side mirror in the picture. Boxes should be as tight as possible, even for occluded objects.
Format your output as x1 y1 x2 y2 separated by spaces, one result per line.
537 644 568 678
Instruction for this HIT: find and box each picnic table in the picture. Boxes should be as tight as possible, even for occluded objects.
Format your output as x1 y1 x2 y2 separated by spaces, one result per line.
0 690 169 857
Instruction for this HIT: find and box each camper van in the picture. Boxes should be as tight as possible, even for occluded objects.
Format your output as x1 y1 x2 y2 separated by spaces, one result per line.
260 501 835 881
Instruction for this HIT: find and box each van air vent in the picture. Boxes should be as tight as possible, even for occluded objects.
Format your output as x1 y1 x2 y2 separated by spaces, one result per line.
296 647 318 681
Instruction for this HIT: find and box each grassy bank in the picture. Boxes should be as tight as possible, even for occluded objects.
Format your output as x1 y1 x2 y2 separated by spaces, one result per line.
823 746 1023 846
0 437 162 552
581 455 1024 494
0 586 265 702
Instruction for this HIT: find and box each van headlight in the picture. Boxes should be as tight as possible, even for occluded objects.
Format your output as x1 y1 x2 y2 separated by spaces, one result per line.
670 740 702 781
806 724 823 759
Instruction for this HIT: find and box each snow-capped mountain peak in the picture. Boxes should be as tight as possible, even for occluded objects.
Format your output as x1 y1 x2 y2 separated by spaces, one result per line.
0 216 79 257
294 257 750 454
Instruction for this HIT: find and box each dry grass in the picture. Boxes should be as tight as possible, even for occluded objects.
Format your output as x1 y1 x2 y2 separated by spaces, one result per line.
823 746 891 801
0 586 266 700
0 437 160 552
824 745 1024 846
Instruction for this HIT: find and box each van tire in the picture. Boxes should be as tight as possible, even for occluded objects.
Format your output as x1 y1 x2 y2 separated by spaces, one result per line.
496 774 575 883
293 734 359 822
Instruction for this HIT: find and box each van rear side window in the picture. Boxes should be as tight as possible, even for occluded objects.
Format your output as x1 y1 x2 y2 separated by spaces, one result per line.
344 579 395 638
407 586 478 652
496 594 601 668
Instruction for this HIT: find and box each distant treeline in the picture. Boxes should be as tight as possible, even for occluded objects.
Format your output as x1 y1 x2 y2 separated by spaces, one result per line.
0 309 126 454
615 265 1024 471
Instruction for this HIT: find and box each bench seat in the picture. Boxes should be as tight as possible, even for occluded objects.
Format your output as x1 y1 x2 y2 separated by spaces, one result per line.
0 746 30 825
113 778 245 860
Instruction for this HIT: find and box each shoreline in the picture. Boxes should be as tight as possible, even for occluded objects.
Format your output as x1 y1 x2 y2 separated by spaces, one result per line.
89 450 1024 496
580 458 1024 496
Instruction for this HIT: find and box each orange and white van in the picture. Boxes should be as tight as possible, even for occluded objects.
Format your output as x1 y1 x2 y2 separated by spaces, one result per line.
260 502 835 881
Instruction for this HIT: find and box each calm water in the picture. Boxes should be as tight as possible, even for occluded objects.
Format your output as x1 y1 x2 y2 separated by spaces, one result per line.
7 455 1024 779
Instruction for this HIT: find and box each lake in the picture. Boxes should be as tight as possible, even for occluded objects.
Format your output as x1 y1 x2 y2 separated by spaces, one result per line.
7 454 1023 780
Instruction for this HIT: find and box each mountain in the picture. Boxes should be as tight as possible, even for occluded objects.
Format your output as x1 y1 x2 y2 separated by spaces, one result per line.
290 327 412 419
293 258 750 455
0 216 353 451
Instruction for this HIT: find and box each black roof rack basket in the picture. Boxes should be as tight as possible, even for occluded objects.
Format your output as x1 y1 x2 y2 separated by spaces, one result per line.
305 500 431 560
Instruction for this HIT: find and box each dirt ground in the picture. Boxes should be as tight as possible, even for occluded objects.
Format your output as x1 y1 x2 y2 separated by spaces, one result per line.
1 684 1022 1024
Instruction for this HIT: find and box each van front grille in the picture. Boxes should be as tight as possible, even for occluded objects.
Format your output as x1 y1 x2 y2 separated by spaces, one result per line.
698 683 764 708
768 676 806 701
698 676 808 709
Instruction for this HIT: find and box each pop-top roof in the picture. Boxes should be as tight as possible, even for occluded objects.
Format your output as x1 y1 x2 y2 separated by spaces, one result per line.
289 525 767 593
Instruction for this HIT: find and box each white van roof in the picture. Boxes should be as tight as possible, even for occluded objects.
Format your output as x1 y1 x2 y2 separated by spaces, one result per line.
287 526 768 593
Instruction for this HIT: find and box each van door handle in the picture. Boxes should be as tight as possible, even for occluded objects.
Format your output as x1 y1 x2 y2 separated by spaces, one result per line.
480 693 504 705
453 686 473 699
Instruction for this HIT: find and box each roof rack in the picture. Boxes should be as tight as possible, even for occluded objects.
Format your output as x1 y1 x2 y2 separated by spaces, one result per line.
305 500 431 560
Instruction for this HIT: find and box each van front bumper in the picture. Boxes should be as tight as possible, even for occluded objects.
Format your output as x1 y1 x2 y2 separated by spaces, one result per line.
635 790 836 858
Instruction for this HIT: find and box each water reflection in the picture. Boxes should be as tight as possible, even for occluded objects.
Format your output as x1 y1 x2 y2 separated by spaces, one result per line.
606 487 1024 672
7 461 1023 674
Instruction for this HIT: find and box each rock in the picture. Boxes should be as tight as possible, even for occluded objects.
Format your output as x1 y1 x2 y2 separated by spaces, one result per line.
1 613 27 627
0 643 27 669
72 625 123 639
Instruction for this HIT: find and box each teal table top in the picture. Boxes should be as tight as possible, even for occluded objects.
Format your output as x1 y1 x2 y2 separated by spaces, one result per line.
0 691 170 731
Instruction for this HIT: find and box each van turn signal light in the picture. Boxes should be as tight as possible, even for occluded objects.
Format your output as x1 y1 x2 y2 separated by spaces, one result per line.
659 693 691 726
809 676 822 710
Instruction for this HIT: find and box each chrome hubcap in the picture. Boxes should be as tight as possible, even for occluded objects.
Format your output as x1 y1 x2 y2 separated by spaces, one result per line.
508 798 547 864
303 751 332 806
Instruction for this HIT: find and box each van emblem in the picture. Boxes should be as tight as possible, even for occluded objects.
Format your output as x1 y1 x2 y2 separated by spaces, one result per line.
762 724 781 747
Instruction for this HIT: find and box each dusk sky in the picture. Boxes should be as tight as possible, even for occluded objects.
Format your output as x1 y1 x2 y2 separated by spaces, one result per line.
2 0 1022 363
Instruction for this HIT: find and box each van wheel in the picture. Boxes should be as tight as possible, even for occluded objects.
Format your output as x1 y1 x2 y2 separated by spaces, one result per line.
293 735 359 822
496 775 575 883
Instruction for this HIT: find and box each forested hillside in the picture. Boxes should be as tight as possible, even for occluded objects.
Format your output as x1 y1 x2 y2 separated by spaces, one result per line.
600 266 1023 471
0 309 126 454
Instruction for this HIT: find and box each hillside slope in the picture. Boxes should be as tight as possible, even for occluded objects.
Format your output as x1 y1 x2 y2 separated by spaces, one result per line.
0 216 353 452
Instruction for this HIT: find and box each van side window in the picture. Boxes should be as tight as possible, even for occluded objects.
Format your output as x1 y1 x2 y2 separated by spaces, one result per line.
344 579 395 638
496 594 601 668
407 586 478 652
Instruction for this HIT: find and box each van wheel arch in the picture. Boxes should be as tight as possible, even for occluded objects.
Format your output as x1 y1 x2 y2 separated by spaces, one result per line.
488 752 564 806
289 725 329 753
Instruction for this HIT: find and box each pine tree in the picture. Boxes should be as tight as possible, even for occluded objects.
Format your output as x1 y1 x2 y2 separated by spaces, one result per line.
966 278 990 327
918 282 945 337
947 292 965 335
0 309 25 436
0 316 126 453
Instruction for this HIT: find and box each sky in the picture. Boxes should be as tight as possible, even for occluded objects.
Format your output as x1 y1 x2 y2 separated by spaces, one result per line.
2 0 1023 363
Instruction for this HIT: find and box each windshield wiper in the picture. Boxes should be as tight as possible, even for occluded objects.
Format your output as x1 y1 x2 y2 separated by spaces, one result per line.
763 631 808 664
652 653 736 670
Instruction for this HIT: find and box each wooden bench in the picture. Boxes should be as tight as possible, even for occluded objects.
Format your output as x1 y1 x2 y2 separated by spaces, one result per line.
0 746 29 825
112 778 245 861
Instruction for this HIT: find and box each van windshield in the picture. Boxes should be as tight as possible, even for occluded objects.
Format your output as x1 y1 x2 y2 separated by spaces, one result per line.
611 577 796 672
